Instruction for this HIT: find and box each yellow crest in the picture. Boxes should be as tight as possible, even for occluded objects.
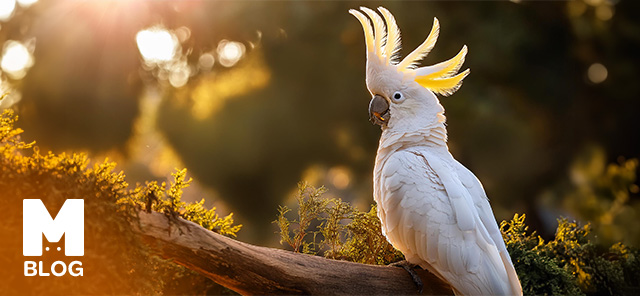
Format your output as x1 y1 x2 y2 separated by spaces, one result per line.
349 7 469 96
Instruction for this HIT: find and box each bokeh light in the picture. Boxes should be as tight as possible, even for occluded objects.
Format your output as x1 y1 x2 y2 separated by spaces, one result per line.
168 60 190 88
1 40 34 80
328 166 351 190
595 5 614 21
174 26 191 43
588 63 608 84
217 40 245 67
0 0 16 21
198 53 215 71
136 26 193 88
136 27 179 64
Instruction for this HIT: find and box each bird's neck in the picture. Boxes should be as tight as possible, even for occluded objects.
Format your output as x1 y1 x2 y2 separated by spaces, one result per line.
376 120 449 158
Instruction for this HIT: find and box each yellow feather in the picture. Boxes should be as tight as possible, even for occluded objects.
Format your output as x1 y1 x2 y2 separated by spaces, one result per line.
415 69 470 96
349 9 374 55
378 7 401 64
360 7 386 58
419 46 467 80
398 18 440 70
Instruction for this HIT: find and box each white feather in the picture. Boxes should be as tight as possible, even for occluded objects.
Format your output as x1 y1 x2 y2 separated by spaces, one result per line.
375 149 522 295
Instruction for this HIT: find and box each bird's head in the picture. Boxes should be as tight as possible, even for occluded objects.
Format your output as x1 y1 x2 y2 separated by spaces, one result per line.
350 7 469 132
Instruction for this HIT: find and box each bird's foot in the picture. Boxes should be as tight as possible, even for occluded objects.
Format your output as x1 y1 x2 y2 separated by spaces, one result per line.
389 260 423 294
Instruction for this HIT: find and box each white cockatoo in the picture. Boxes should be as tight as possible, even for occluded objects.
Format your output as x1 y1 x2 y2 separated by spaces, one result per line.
350 7 523 295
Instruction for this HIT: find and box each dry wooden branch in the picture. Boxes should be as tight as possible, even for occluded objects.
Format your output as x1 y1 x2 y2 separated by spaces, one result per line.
135 211 454 295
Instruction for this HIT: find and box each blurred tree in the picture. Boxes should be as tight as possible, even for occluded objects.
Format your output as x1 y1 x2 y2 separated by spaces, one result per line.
541 145 640 247
1 0 638 244
0 109 240 295
9 1 146 151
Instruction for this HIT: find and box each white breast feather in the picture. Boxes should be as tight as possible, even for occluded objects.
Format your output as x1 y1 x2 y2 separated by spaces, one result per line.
377 148 522 295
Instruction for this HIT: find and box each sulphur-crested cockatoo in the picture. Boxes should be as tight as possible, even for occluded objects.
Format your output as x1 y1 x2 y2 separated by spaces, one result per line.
350 7 522 295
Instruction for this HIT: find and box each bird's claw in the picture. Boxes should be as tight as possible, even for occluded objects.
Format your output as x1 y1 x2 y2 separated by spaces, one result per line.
390 260 424 294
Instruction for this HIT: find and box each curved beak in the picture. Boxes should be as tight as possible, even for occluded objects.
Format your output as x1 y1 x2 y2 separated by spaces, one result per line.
369 95 390 127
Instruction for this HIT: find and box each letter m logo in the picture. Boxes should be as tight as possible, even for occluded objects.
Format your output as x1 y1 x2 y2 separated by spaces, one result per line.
23 199 84 256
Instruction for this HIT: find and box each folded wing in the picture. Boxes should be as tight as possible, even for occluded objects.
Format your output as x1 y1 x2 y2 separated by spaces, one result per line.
377 149 521 295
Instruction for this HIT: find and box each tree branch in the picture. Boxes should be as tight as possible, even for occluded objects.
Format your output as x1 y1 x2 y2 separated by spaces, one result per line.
135 211 454 295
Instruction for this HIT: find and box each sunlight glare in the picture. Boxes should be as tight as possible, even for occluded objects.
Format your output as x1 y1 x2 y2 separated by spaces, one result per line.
1 40 34 80
217 40 245 67
136 27 178 64
0 0 16 21
17 0 38 8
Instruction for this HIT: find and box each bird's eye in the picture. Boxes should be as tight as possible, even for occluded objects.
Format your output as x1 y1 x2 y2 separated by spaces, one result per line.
391 91 405 103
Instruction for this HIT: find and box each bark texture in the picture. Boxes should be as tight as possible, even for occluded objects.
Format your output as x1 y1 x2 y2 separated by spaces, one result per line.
136 211 454 295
